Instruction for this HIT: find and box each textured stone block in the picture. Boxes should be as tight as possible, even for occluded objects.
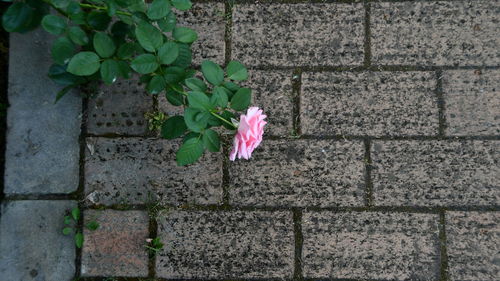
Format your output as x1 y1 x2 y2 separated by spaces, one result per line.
0 201 76 281
84 137 223 205
232 3 364 67
371 1 500 65
177 3 225 64
301 71 439 136
87 76 153 136
446 211 500 281
302 211 441 280
156 210 294 278
443 70 500 136
244 70 294 136
81 210 149 277
5 30 81 194
229 139 365 207
371 141 500 206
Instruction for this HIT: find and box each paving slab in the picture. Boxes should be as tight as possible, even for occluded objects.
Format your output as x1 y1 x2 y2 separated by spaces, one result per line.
87 76 153 136
301 71 439 136
5 30 81 194
302 211 441 280
229 139 365 207
371 140 500 206
84 137 223 206
446 211 500 281
177 2 226 65
81 210 149 277
156 210 294 279
243 70 294 136
0 200 76 281
371 0 500 66
443 69 500 136
232 3 364 67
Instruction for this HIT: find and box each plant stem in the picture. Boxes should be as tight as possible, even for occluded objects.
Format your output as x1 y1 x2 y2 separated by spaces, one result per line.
210 111 237 129
79 3 132 16
169 87 237 129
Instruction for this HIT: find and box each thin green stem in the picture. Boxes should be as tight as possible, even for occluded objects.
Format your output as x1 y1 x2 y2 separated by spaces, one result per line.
210 111 237 129
169 86 237 129
79 3 132 16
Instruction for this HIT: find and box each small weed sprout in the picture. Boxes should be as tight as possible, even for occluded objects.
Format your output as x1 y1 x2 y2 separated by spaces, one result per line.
144 111 167 132
62 207 99 248
146 237 164 254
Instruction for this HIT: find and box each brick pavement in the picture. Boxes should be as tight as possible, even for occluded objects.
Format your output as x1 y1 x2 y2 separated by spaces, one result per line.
1 1 499 281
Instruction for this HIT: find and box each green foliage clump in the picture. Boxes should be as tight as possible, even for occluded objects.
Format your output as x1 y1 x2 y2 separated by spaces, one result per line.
2 0 254 165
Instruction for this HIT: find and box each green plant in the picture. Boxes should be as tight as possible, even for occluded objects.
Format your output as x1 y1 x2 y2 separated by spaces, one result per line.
145 110 167 132
62 206 99 248
2 0 258 166
145 237 164 253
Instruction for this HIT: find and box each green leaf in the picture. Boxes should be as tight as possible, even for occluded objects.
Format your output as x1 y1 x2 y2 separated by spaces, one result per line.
51 37 75 65
86 221 99 231
68 26 88 45
157 12 176 32
147 0 171 20
111 21 130 41
131 54 158 74
135 22 163 52
161 116 187 139
75 232 83 248
87 11 111 31
147 75 166 94
230 87 251 111
163 66 185 84
176 137 204 166
52 0 71 9
48 64 86 86
201 60 224 86
55 85 74 103
117 42 139 59
106 0 118 16
172 27 197 44
223 81 240 92
210 86 229 108
184 108 208 132
165 88 184 106
185 78 207 92
171 0 192 11
2 2 39 33
226 60 248 81
67 52 101 76
172 43 192 68
64 215 72 225
71 207 80 221
117 60 132 79
203 129 220 152
187 91 213 111
41 15 66 35
158 42 179 65
93 32 116 58
63 227 72 235
100 59 119 84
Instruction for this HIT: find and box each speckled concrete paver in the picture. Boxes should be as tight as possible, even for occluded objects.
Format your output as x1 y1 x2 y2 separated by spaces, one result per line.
2 1 500 280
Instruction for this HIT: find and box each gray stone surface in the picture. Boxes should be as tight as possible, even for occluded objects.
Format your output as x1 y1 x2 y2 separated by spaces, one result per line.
443 69 500 136
371 1 500 66
232 3 364 67
371 140 500 206
5 30 81 194
84 137 223 206
0 200 76 281
81 210 149 277
229 139 365 207
302 211 441 280
87 76 153 136
243 70 294 136
446 211 500 281
156 210 294 278
177 3 226 65
301 71 439 136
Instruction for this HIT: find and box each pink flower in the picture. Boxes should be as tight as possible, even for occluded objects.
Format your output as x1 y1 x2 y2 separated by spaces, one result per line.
229 107 267 161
